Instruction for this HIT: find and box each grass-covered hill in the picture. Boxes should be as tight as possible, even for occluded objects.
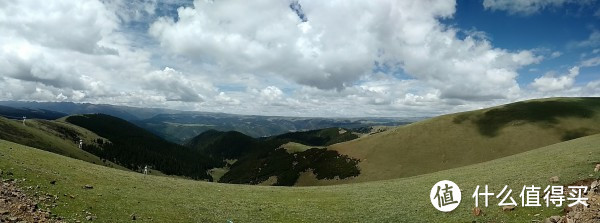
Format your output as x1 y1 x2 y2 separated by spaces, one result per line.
185 128 361 186
65 114 220 180
1 133 599 222
267 127 358 146
0 116 125 170
185 130 257 160
317 97 600 185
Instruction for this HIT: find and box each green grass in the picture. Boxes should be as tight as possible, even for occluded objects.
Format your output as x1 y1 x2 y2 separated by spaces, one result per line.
455 97 600 137
1 134 599 222
0 116 126 171
329 97 600 184
280 142 324 153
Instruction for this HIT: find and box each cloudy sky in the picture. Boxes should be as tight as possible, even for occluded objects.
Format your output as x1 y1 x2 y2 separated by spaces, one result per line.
1 0 599 117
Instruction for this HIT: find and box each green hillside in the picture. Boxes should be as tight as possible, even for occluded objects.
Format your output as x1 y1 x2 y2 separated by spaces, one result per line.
320 97 600 185
267 127 359 146
186 130 257 160
0 116 125 170
186 128 361 186
1 134 598 222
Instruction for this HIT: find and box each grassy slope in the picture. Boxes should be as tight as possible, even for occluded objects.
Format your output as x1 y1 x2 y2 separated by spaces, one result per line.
320 97 600 185
1 134 599 222
0 116 126 171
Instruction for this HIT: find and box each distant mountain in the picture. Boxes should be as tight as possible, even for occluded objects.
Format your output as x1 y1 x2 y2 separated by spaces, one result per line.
0 101 177 120
0 105 67 120
0 101 419 144
138 113 413 143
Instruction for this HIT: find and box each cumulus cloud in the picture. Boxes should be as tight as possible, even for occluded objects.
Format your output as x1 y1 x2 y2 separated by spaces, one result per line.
150 0 540 102
143 67 213 102
0 0 119 54
0 0 128 101
0 0 206 107
149 0 377 90
0 0 597 117
531 66 579 92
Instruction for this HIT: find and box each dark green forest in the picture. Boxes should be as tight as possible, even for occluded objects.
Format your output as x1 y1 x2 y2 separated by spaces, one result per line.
67 114 219 180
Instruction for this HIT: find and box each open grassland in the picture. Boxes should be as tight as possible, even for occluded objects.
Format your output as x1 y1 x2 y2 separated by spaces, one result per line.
279 142 324 153
325 97 600 185
1 134 599 222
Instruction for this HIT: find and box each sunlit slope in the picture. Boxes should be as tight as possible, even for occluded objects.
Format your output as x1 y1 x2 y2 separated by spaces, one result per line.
321 97 600 185
1 134 599 222
0 116 125 170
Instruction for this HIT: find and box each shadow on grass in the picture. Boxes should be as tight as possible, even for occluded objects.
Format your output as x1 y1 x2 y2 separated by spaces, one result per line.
453 98 600 137
562 128 592 141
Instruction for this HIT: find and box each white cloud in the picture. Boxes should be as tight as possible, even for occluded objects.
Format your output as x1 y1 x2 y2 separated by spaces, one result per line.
531 66 579 92
571 30 600 48
550 51 562 58
150 0 540 102
0 0 596 118
143 67 214 102
0 0 149 101
215 92 240 105
0 1 119 54
581 57 600 67
259 86 284 102
483 0 573 15
0 0 214 108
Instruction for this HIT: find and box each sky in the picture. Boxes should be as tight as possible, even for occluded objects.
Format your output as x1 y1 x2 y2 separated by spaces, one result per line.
0 0 599 117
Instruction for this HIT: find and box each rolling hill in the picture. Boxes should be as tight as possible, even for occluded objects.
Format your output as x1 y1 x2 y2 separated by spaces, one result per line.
185 128 361 186
308 97 600 185
0 111 367 185
64 114 220 180
1 132 599 222
0 116 125 170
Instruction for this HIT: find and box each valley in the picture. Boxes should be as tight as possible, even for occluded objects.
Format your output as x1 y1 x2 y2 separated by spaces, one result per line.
0 97 599 222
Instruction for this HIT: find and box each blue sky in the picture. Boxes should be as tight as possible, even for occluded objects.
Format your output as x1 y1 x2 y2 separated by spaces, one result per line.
0 0 599 117
448 0 600 85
